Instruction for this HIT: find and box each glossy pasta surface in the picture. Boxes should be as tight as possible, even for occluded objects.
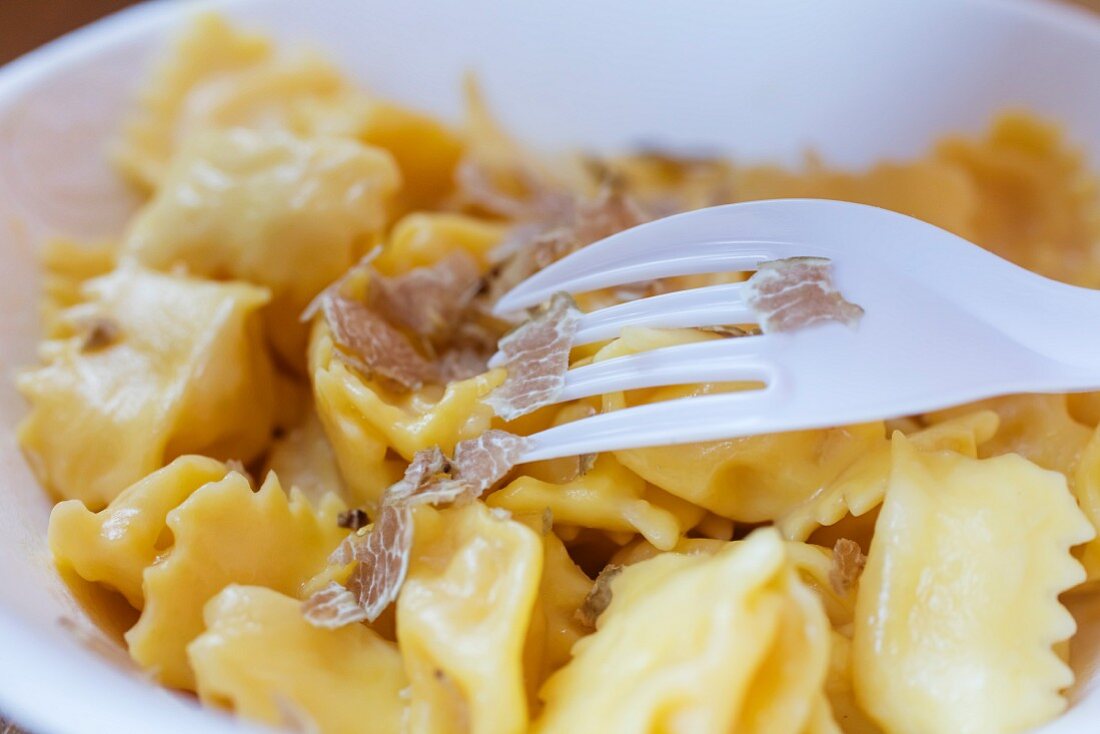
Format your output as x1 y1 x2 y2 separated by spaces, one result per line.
23 14 1100 734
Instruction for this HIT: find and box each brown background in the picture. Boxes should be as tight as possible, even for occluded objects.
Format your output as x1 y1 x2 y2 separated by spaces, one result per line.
0 0 140 65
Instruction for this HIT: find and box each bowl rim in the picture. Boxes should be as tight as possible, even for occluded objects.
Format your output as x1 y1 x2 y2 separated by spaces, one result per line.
3 1 1100 733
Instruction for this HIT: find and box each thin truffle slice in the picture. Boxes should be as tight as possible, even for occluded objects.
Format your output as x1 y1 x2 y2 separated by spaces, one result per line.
555 186 648 256
450 429 531 495
829 538 867 595
301 581 370 628
306 431 529 628
400 430 531 507
486 293 581 420
438 345 493 383
322 294 438 391
743 257 863 333
454 156 574 222
382 446 450 506
343 503 414 622
369 251 483 339
328 533 360 566
487 186 648 303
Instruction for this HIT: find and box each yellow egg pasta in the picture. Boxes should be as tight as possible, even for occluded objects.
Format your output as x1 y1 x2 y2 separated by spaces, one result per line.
49 455 230 608
126 470 346 689
534 529 832 734
310 322 504 509
852 434 1093 734
22 15 1100 734
397 502 542 734
263 408 348 504
519 520 592 697
489 454 705 551
123 127 399 367
1071 426 1100 582
189 585 407 734
375 212 506 275
777 410 1000 541
927 394 1091 477
19 263 274 508
39 238 117 334
593 328 885 523
113 14 273 188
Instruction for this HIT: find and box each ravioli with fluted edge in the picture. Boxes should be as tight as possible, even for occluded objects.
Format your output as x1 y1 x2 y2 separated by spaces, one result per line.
22 13 1100 734
853 434 1092 733
126 469 345 689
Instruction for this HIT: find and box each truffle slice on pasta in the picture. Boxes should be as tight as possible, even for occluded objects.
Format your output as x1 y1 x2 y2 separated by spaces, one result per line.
309 321 504 509
18 264 275 508
322 294 439 391
189 585 407 734
303 431 530 627
368 250 483 341
397 502 542 734
125 470 346 690
533 529 832 734
852 434 1092 734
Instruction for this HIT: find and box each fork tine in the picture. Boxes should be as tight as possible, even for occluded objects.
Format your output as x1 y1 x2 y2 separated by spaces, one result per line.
495 241 787 314
573 282 753 346
557 336 774 403
493 201 831 315
519 389 781 462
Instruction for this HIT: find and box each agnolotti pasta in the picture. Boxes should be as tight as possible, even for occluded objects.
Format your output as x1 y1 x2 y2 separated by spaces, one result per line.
19 263 274 508
397 502 542 734
24 14 1100 734
310 322 505 509
853 435 1093 733
123 127 400 367
489 453 705 551
534 530 831 734
126 470 346 689
49 456 231 608
777 409 1001 541
189 585 407 734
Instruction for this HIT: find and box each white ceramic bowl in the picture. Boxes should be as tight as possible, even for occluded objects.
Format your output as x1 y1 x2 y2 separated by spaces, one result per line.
3 1 1100 731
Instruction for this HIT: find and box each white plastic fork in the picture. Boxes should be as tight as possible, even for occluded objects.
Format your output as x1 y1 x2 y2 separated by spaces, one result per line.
493 198 1100 462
